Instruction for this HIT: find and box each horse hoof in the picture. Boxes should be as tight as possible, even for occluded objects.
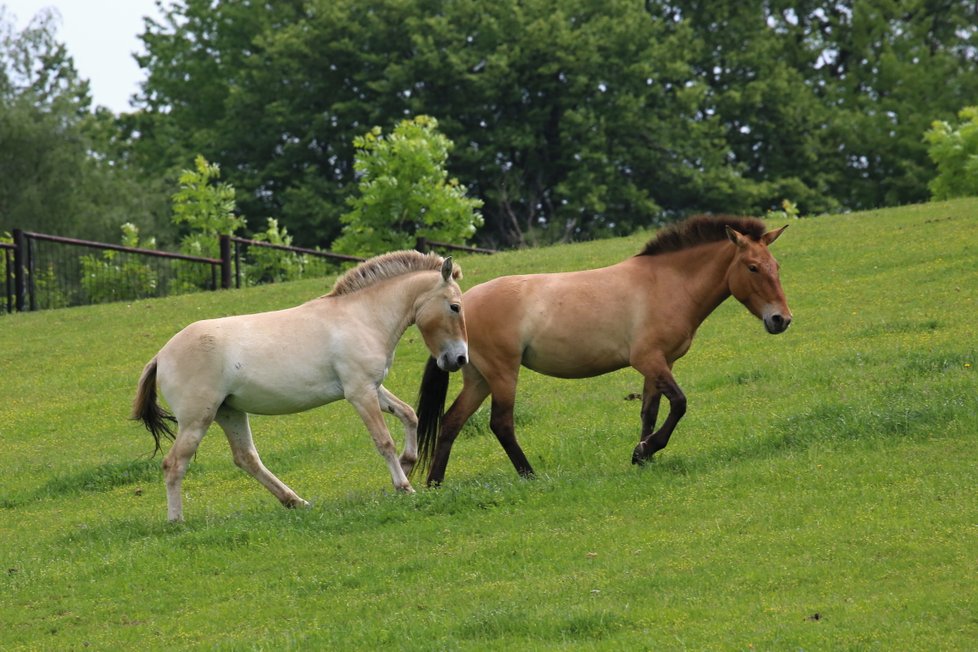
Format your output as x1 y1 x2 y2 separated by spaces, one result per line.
396 484 416 494
399 456 416 475
632 444 647 465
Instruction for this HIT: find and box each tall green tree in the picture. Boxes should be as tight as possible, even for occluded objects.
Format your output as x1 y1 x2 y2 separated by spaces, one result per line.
130 0 978 248
771 0 978 209
0 7 169 241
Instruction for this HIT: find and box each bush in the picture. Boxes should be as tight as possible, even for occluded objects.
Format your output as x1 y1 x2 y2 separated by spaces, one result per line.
80 223 158 303
246 218 331 285
333 116 483 257
171 155 246 291
924 106 978 200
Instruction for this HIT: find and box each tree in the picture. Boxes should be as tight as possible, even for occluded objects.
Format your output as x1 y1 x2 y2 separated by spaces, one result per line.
924 106 978 200
127 0 307 233
788 0 978 209
0 7 170 241
130 0 978 249
333 116 483 256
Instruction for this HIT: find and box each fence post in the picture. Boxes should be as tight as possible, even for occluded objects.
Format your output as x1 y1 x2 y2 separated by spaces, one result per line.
414 237 429 253
219 235 232 290
12 229 26 312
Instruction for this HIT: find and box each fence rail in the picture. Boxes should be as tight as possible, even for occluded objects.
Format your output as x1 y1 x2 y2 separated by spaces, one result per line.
414 237 497 256
226 236 365 289
2 230 492 314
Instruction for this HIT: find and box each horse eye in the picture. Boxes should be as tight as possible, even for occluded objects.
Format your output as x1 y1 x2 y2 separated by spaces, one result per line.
450 303 461 313
748 264 759 273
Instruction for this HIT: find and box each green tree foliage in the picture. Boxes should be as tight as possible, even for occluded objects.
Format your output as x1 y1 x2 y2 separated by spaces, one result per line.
0 7 169 241
333 116 483 256
247 218 330 285
797 1 978 209
924 106 978 200
171 154 245 258
131 1 978 248
169 155 244 291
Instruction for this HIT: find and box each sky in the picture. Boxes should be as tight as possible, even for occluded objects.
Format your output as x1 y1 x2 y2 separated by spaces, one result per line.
3 0 165 113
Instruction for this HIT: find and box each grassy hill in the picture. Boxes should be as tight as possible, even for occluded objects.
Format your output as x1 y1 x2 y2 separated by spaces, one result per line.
1 199 976 649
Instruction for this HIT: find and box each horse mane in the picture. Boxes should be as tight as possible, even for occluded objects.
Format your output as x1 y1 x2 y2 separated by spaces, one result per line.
636 214 767 257
326 250 461 297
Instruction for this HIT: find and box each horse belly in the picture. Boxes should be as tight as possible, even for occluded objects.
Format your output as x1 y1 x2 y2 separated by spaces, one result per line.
522 333 629 379
224 376 344 415
221 348 343 415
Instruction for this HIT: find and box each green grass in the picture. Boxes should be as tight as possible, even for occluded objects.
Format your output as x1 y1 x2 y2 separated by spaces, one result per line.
2 199 976 649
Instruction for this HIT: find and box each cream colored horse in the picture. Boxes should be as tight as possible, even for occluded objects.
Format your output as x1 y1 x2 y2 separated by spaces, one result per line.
132 251 467 521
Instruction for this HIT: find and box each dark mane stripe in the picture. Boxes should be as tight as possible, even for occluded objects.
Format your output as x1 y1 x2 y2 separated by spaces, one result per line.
636 214 767 257
327 250 458 297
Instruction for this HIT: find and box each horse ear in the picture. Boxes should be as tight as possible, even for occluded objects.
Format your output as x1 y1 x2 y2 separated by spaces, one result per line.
440 256 454 282
725 225 748 249
762 224 789 246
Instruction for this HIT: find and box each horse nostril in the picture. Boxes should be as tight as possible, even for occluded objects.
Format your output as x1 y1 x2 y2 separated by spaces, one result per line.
772 314 784 327
456 355 468 367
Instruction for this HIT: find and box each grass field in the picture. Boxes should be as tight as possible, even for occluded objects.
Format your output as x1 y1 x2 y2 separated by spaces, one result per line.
1 200 976 649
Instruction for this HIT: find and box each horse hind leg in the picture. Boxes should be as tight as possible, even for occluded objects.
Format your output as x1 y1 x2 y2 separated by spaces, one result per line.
162 419 210 522
215 405 309 510
478 363 534 478
489 389 535 478
378 385 419 475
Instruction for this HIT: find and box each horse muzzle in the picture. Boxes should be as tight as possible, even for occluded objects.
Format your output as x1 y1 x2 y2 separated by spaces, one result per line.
763 312 792 334
437 344 469 372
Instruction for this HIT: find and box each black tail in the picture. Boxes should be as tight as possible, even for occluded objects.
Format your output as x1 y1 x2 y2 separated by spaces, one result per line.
130 358 177 456
413 356 450 479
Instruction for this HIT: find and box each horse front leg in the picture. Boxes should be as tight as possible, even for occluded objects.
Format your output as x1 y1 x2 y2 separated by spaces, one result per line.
632 370 686 465
378 385 419 475
348 388 414 493
426 365 491 486
638 376 662 442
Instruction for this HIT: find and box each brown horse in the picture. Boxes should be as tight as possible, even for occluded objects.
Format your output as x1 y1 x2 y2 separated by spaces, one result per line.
413 215 792 485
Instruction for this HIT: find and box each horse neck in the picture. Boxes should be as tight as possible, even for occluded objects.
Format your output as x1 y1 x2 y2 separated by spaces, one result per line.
647 241 735 326
357 271 438 347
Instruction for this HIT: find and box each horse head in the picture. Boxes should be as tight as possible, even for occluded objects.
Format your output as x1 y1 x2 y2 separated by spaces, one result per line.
725 225 793 334
415 256 469 371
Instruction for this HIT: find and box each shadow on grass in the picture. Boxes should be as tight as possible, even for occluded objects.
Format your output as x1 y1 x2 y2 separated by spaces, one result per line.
453 605 630 643
1 458 164 509
651 379 974 478
2 437 328 511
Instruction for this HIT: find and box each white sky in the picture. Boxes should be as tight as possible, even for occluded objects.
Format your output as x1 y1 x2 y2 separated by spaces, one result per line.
2 0 165 113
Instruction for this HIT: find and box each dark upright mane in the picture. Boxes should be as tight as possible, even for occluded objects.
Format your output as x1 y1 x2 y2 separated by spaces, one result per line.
636 215 767 257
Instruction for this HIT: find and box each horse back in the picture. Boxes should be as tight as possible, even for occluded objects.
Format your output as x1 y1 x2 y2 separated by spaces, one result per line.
462 265 648 378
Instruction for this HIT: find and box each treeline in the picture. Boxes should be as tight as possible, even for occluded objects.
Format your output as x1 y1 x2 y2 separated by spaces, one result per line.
4 1 978 249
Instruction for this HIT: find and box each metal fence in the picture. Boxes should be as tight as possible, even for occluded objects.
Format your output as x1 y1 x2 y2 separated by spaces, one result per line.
226 236 365 289
1 242 14 315
4 230 366 313
3 230 494 314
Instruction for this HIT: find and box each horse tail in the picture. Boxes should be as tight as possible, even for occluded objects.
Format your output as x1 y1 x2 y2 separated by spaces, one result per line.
131 357 176 456
413 356 449 479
